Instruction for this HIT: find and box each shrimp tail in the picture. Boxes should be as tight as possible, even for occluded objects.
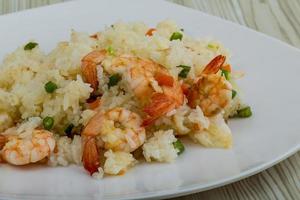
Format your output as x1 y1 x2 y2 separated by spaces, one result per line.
142 93 175 126
81 62 98 91
0 135 6 150
81 50 107 91
202 55 226 75
82 136 100 175
0 135 6 163
142 117 157 127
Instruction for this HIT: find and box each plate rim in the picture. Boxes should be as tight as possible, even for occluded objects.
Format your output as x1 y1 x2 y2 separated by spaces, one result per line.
132 145 300 200
0 146 298 200
0 0 299 199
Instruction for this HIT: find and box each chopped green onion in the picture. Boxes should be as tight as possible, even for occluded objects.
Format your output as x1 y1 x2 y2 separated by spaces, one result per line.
107 46 115 56
108 74 121 88
64 123 74 137
232 90 237 99
43 116 54 130
24 42 38 50
221 69 230 80
179 69 190 78
44 81 58 93
236 106 252 118
207 44 214 49
173 139 185 155
170 32 183 41
207 43 219 50
177 65 191 78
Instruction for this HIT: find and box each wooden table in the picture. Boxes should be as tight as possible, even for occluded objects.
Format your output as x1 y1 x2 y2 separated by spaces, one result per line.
0 0 299 199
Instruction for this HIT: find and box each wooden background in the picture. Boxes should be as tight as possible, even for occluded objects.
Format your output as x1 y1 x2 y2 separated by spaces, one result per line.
0 0 299 199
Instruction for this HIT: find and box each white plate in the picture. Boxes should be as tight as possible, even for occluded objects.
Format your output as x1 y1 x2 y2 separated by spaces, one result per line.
0 0 299 199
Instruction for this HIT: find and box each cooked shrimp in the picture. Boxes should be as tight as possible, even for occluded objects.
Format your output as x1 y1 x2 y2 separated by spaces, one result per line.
1 129 55 165
82 136 100 175
108 55 184 125
143 79 184 126
0 135 6 150
82 53 184 126
129 61 184 125
83 107 145 152
187 55 232 116
81 107 145 174
108 55 160 104
81 50 107 91
202 55 226 75
82 52 159 102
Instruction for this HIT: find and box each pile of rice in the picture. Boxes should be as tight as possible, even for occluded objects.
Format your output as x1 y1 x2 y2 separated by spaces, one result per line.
0 20 244 178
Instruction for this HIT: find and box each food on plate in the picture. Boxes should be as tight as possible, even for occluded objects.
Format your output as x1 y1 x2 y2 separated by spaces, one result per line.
0 20 252 178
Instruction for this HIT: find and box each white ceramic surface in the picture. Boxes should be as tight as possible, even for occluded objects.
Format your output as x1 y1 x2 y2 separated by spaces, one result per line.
0 0 299 199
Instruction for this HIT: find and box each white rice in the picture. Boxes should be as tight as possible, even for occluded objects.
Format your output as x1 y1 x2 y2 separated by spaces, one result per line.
79 109 97 126
48 135 82 166
0 32 96 134
142 129 178 162
189 114 232 148
103 150 137 175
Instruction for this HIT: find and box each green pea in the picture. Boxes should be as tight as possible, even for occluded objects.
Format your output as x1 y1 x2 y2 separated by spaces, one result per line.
44 81 58 93
24 42 38 50
170 32 183 41
43 116 54 130
108 74 121 88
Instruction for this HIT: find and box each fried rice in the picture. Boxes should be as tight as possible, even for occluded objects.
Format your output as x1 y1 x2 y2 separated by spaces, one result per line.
0 20 251 178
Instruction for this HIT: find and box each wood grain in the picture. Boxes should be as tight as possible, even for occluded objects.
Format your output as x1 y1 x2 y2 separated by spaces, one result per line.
0 0 299 199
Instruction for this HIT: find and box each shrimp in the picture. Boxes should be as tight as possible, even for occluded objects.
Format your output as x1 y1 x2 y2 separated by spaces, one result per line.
81 50 107 91
0 135 6 151
142 79 184 126
81 107 145 174
82 136 100 175
109 55 160 105
82 52 184 126
141 67 184 126
83 107 145 152
187 55 232 116
109 55 184 125
1 129 55 165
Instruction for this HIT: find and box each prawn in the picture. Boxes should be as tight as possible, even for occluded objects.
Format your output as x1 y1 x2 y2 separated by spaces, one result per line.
187 55 232 116
81 52 184 126
109 55 184 125
0 135 6 150
81 50 107 92
81 107 145 175
108 55 160 105
1 129 55 165
142 79 184 126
